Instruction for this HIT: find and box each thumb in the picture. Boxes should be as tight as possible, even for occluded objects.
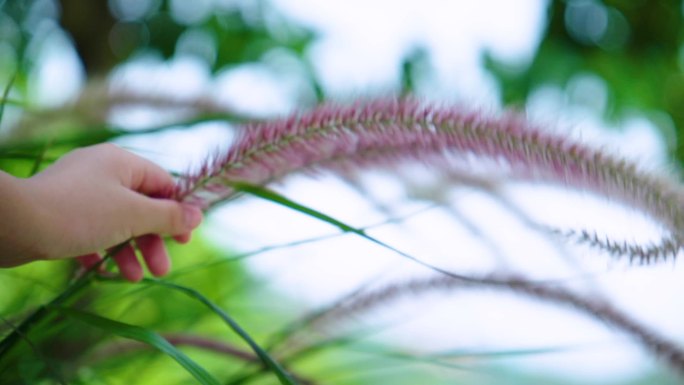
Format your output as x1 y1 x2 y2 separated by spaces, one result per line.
130 197 203 236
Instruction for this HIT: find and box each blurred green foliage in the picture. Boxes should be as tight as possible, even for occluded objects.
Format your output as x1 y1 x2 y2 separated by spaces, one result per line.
61 0 313 75
487 0 684 165
0 0 683 384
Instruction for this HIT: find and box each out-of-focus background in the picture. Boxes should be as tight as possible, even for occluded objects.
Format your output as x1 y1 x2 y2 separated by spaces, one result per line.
1 1 684 384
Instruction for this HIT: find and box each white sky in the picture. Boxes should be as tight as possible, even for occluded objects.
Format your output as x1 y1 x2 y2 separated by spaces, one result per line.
271 0 546 102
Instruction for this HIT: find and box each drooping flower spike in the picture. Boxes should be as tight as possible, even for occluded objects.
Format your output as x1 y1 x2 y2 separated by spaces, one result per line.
175 99 684 260
299 273 684 375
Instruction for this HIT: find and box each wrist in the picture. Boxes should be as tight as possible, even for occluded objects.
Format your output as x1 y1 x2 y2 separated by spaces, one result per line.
0 172 49 266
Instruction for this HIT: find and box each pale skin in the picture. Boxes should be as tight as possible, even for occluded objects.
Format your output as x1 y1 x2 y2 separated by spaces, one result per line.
0 143 203 282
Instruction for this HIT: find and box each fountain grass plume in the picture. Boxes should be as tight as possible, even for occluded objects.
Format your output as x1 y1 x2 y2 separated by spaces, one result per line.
299 273 684 376
175 98 684 260
555 228 680 263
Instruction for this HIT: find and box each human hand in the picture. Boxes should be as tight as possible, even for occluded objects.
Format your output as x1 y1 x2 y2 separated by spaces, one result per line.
0 143 202 281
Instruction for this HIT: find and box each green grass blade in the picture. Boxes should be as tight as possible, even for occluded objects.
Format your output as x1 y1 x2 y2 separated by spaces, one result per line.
430 345 575 360
229 182 358 233
227 326 387 385
0 152 58 162
143 278 298 385
0 316 67 384
28 138 53 176
230 182 492 284
0 75 15 129
53 306 220 385
339 342 538 370
0 273 92 358
169 203 438 280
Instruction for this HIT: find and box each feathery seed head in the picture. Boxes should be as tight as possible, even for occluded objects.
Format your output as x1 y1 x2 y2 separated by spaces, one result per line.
175 99 684 252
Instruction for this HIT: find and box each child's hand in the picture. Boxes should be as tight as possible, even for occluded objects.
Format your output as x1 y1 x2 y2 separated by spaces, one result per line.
0 143 203 282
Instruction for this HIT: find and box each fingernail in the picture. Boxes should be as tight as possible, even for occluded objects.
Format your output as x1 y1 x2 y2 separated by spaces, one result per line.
182 204 203 230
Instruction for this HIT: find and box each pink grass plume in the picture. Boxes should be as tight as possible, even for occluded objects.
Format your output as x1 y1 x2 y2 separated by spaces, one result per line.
175 98 684 261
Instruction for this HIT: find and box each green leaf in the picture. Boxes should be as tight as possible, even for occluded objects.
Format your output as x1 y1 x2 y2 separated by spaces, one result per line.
229 182 491 284
52 306 220 385
229 182 358 233
144 278 299 385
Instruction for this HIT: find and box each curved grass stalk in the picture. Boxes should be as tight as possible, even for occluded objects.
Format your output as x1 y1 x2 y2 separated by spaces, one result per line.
0 75 15 130
226 182 521 286
303 273 684 376
399 169 609 292
168 203 439 279
176 99 684 263
53 307 220 385
89 333 258 364
0 316 66 384
102 86 238 115
0 271 93 358
0 114 236 157
210 179 684 377
141 278 298 385
88 333 321 385
340 173 512 268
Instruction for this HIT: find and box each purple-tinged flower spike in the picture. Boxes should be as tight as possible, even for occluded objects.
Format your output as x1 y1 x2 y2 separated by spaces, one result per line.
554 228 680 263
299 273 684 377
175 99 684 252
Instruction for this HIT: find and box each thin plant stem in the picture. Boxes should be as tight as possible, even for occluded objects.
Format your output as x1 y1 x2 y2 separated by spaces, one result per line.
0 316 67 385
168 203 439 279
0 75 16 132
0 243 126 360
309 273 684 377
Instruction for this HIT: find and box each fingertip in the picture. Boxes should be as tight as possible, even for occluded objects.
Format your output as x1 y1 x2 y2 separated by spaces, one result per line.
181 204 203 231
77 253 102 271
173 232 191 244
154 261 170 277
136 234 171 277
112 244 143 282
